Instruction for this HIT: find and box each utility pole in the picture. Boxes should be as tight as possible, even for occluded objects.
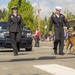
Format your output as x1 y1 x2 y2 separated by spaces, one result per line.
37 4 41 31
66 3 68 18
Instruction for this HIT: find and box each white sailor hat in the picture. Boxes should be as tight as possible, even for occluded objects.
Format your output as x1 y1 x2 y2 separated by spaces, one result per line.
12 6 18 10
55 6 62 10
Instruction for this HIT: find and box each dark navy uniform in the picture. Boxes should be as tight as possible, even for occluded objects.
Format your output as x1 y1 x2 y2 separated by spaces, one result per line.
49 14 70 55
7 6 22 56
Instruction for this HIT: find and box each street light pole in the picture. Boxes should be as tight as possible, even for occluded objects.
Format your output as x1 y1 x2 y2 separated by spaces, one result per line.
37 4 41 31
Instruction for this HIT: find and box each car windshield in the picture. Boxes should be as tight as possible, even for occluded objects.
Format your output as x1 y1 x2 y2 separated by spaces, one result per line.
0 22 7 29
24 29 31 33
26 30 31 33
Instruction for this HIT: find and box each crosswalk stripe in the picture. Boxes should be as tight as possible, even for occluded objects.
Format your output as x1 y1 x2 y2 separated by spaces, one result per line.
34 64 75 75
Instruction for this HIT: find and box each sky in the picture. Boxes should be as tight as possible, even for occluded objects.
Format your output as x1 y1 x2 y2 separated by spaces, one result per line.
0 0 75 18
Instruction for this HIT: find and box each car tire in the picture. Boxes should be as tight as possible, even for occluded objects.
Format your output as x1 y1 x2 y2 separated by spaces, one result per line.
25 46 32 51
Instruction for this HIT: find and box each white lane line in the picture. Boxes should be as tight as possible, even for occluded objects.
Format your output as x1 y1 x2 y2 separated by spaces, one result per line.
34 64 75 75
40 42 53 43
33 46 53 49
40 46 52 49
33 46 66 49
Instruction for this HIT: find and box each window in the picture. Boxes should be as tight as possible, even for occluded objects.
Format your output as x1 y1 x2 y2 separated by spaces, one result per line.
0 22 7 29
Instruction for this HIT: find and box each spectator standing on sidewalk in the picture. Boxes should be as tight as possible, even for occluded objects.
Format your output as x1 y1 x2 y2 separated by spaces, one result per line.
35 28 40 47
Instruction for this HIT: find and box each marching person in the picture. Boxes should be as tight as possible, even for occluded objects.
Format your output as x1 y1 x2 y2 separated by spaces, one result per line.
49 6 70 55
7 6 23 56
35 28 40 47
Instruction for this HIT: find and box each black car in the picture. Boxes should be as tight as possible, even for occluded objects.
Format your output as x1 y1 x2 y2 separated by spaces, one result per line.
0 21 33 51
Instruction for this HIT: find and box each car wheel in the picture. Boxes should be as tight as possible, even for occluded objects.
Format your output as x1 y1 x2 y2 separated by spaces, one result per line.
25 46 32 51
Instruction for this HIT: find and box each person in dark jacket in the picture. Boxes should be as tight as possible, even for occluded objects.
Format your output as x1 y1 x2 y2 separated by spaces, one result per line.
7 6 23 56
49 6 70 55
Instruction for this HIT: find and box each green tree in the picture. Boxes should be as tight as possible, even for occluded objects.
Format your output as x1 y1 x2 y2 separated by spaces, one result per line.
6 0 34 32
0 9 7 20
40 17 49 34
64 10 75 21
33 16 38 32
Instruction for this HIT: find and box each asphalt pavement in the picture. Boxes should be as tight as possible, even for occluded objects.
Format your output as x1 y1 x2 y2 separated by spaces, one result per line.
0 41 75 75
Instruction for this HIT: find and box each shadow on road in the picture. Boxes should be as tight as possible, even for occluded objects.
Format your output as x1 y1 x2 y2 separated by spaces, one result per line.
0 55 75 62
0 50 26 52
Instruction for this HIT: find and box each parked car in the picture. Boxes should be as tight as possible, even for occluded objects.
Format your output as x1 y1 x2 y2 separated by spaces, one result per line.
0 21 33 51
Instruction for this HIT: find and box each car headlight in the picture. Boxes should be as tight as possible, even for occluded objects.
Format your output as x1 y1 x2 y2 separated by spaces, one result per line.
0 33 4 38
27 33 32 37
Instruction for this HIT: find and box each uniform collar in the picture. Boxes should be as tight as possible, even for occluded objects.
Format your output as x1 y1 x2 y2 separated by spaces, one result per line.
56 14 59 18
55 13 61 18
13 13 18 16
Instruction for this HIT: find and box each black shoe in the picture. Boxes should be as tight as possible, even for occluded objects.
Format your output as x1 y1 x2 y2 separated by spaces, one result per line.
14 52 18 56
53 48 57 54
59 53 65 55
54 50 57 54
35 46 39 47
